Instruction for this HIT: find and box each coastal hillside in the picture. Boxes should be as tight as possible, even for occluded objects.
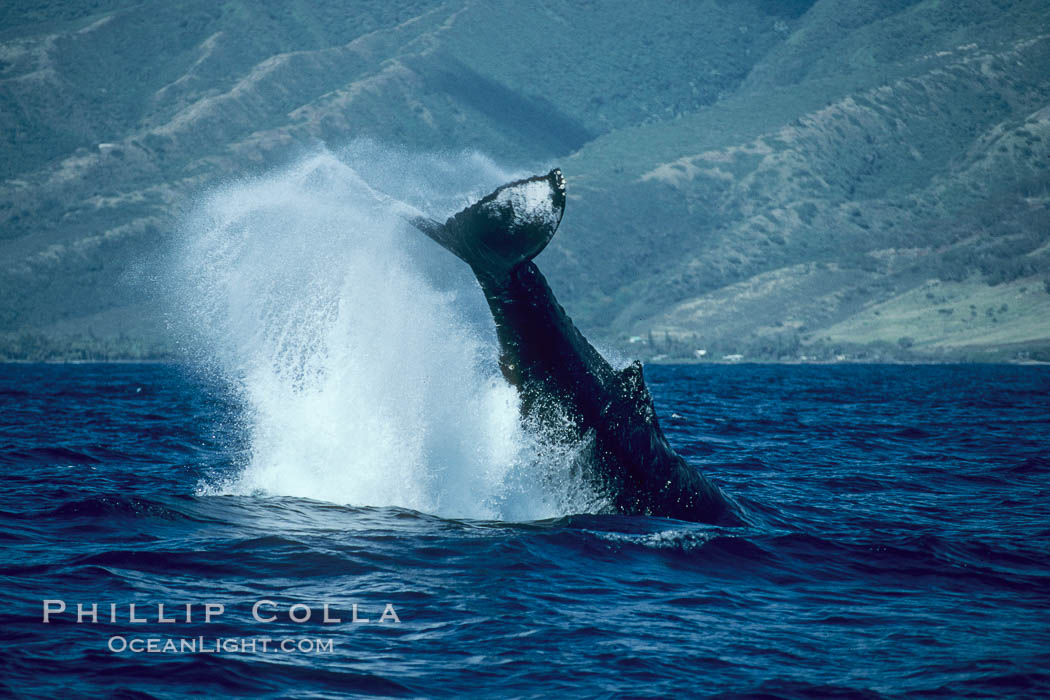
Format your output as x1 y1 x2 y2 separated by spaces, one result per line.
1 0 1047 360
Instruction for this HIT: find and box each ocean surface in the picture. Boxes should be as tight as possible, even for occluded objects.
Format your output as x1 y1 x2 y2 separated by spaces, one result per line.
1 362 1048 698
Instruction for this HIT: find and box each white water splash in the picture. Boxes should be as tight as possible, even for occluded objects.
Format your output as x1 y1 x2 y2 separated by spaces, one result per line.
169 145 603 520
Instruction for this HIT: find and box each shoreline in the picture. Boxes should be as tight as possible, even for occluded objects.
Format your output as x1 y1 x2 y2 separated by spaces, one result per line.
2 358 1048 367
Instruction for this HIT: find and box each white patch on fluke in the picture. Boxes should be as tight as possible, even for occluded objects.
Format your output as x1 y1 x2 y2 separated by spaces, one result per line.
486 179 558 228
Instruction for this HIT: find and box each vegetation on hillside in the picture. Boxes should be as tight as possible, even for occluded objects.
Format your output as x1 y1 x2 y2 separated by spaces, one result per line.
1 0 1048 361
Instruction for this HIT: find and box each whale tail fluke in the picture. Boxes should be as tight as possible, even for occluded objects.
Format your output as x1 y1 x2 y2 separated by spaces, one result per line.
410 169 566 282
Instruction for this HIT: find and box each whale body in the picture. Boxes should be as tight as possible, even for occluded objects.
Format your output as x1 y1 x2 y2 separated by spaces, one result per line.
411 169 734 524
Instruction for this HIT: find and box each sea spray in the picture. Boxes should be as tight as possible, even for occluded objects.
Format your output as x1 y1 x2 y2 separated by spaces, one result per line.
168 147 603 520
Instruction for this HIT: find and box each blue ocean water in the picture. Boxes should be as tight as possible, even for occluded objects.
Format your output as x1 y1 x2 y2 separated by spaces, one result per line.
1 362 1048 698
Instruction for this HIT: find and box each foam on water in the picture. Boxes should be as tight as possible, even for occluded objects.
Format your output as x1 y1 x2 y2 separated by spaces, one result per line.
168 145 602 520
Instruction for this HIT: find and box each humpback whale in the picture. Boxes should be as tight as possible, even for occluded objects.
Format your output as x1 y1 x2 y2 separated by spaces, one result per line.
410 169 734 524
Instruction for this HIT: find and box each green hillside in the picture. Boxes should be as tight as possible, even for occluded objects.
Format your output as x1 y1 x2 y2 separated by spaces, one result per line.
1 0 1048 361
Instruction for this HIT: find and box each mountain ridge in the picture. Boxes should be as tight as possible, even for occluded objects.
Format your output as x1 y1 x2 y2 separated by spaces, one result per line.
1 0 1047 361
